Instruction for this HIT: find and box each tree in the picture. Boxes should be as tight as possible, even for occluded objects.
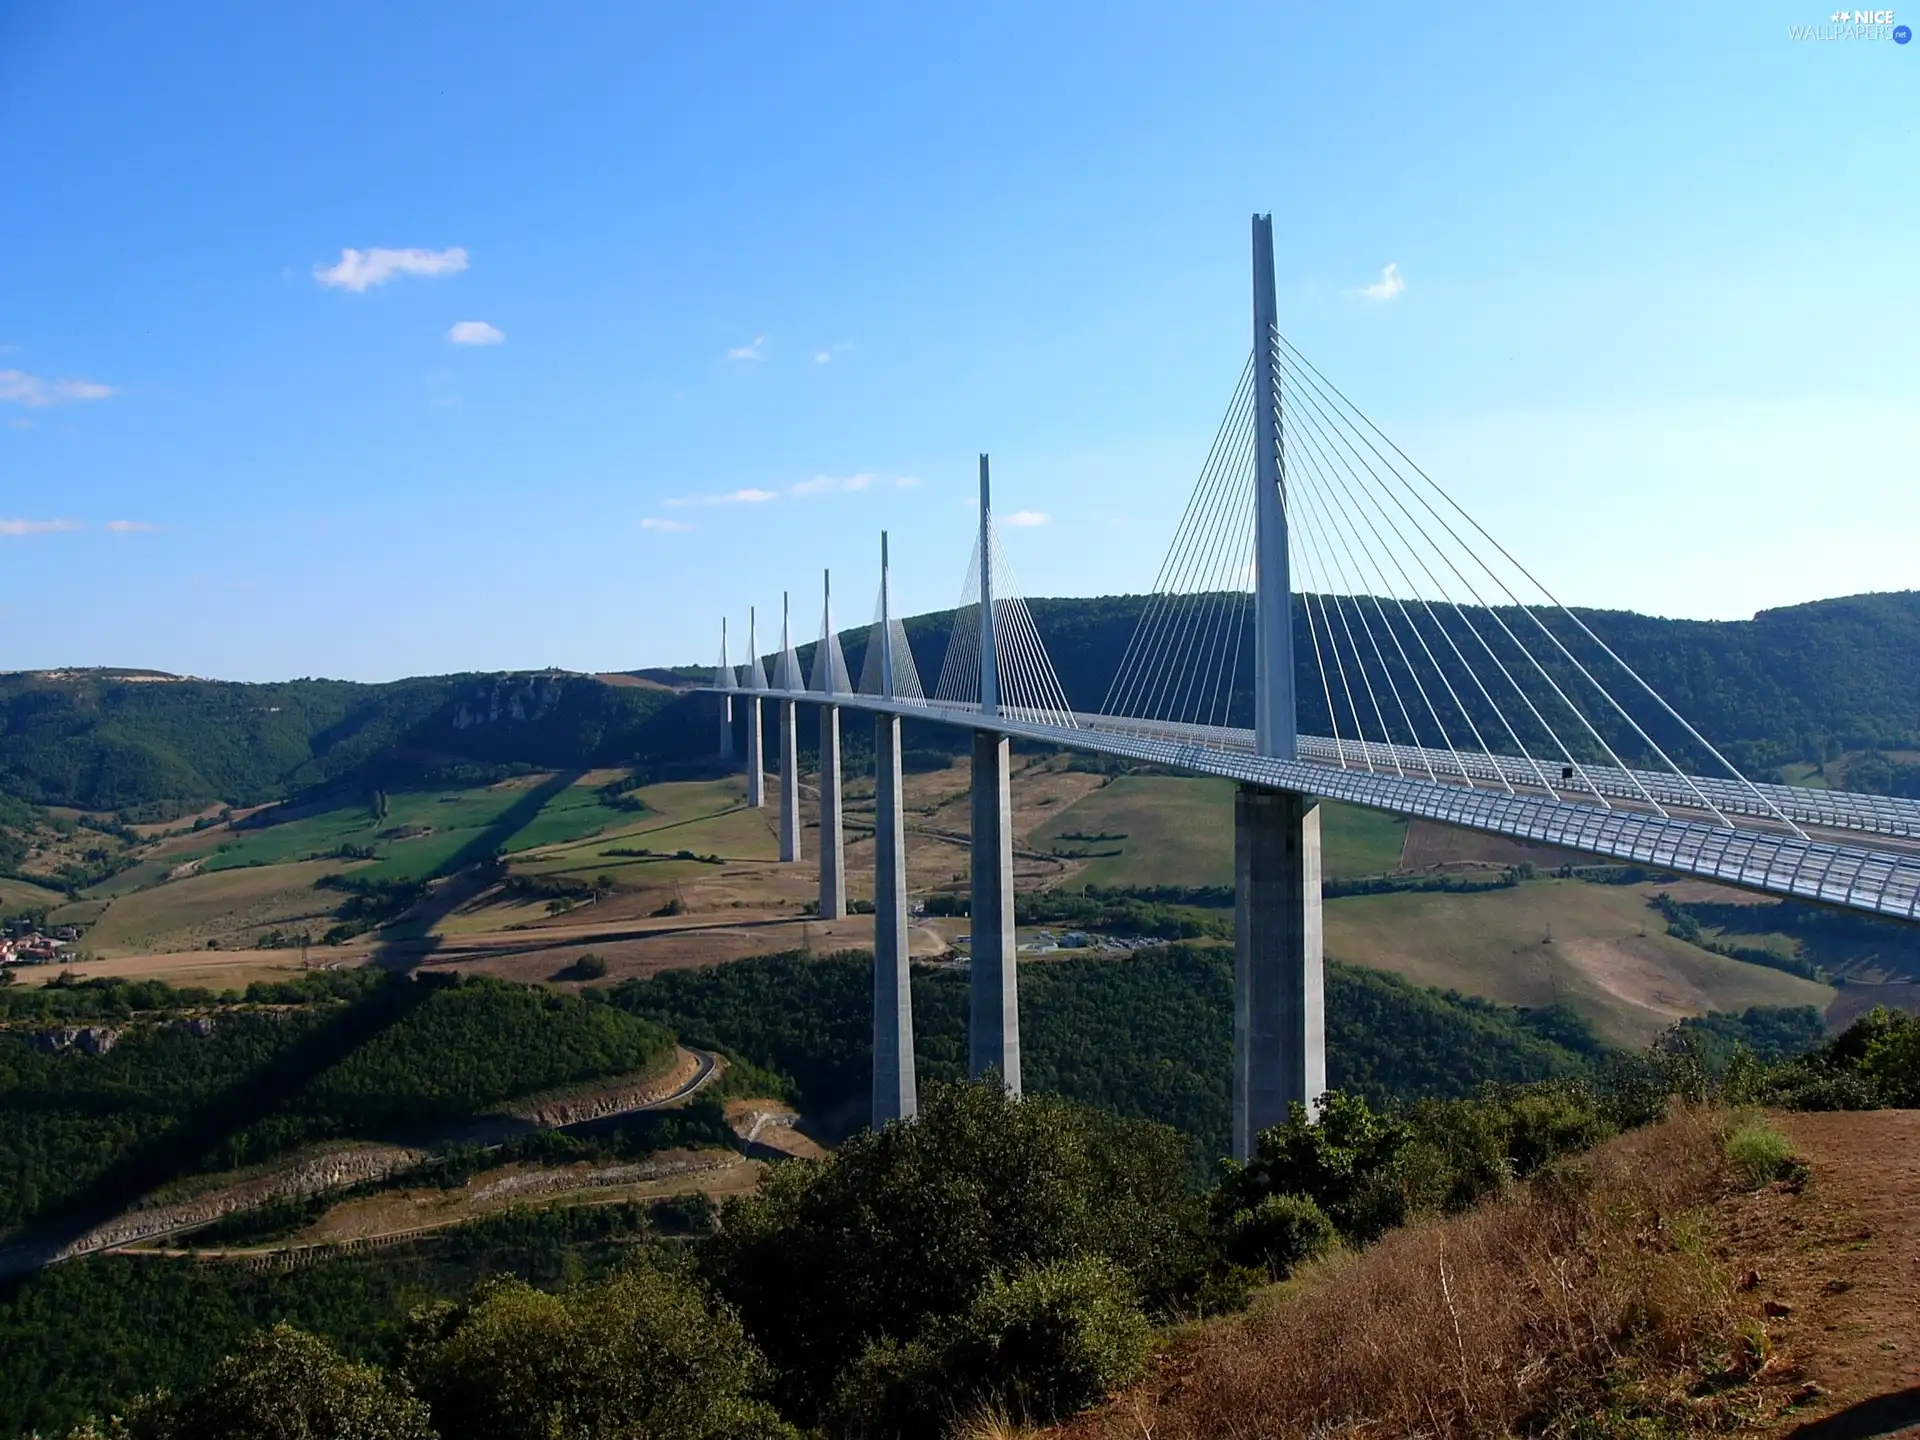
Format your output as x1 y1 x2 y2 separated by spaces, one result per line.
826 1257 1152 1438
700 1080 1213 1422
406 1257 794 1440
126 1323 433 1440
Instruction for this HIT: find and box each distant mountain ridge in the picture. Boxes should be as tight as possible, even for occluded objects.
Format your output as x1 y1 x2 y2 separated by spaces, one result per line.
2 589 1915 818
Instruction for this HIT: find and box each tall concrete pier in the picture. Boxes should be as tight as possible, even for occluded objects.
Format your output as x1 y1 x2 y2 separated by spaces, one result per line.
967 459 1019 1093
717 618 735 760
779 699 801 863
872 712 917 1124
1232 212 1324 1159
745 698 764 807
745 606 765 808
1233 787 1325 1156
969 731 1019 1092
817 704 845 918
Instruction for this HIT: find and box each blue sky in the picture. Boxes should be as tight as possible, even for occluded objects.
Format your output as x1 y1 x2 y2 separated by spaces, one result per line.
4 1 1915 682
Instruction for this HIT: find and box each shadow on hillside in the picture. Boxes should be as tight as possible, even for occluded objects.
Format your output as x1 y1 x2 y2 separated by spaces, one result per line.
0 975 440 1290
1787 1387 1920 1440
371 770 583 975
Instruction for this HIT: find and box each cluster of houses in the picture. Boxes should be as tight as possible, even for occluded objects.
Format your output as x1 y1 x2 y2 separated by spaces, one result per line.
0 918 80 967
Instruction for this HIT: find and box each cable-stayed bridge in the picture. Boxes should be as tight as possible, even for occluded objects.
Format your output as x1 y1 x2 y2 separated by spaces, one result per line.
702 216 1920 1155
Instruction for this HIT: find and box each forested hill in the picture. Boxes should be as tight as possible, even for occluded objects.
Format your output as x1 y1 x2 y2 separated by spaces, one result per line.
858 589 1920 777
0 670 691 817
3 589 1915 817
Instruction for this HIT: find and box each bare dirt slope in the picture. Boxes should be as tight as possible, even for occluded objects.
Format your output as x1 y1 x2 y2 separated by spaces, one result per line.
1750 1110 1920 1435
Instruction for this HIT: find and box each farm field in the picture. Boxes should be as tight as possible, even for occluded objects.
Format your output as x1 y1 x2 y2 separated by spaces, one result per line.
0 875 71 918
20 755 1854 1056
1029 775 1407 887
1323 878 1834 1047
74 858 351 958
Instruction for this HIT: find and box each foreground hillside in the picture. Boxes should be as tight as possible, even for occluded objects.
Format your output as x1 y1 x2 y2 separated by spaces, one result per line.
19 1004 1919 1440
1052 1106 1920 1440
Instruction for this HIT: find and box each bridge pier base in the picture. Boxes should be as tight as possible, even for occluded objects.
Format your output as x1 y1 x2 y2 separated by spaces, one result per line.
1233 786 1325 1161
969 731 1020 1095
819 705 845 918
873 714 917 1125
779 700 801 862
745 697 765 808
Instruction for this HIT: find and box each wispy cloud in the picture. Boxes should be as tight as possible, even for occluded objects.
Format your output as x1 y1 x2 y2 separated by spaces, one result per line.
1360 262 1405 302
1002 510 1049 527
809 341 855 365
811 350 832 365
447 320 504 346
0 518 80 536
314 246 469 292
0 370 115 407
726 335 767 365
640 517 692 532
665 488 779 508
105 520 158 533
790 473 920 497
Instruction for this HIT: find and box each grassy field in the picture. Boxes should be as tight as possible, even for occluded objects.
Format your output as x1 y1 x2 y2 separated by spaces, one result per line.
508 778 777 881
0 875 71 917
90 773 647 889
1030 777 1406 887
78 858 349 956
1325 878 1834 1047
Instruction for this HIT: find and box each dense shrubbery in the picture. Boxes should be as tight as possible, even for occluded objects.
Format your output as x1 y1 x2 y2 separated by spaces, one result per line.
403 1260 792 1440
0 1203 668 1436
1676 1004 1828 1065
701 1083 1220 1426
1748 1004 1920 1109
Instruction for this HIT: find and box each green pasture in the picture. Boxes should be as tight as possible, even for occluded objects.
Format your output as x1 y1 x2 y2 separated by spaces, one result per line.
509 778 774 880
86 775 648 892
1031 776 1407 887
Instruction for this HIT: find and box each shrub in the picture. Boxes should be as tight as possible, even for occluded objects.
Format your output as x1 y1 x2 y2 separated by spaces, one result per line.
1858 1007 1920 1106
827 1257 1151 1438
1723 1114 1797 1188
125 1323 434 1440
1221 1193 1336 1280
406 1257 794 1440
701 1081 1214 1423
570 953 609 980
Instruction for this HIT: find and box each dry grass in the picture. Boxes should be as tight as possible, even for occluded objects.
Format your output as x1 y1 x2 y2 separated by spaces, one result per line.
1062 1110 1770 1440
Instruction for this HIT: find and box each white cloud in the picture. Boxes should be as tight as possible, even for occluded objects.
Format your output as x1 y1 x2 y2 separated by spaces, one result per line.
447 320 505 346
0 518 80 535
1002 510 1049 527
726 335 767 364
665 487 779 508
105 519 158 532
313 246 469 292
7 419 31 430
641 517 692 532
1360 262 1405 302
792 474 871 496
811 350 832 365
0 370 115 407
790 473 918 497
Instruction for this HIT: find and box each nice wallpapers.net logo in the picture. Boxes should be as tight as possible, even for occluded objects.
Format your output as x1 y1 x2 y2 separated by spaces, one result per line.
1789 8 1912 40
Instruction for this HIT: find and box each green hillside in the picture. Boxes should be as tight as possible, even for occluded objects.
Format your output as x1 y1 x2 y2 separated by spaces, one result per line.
3 589 1917 825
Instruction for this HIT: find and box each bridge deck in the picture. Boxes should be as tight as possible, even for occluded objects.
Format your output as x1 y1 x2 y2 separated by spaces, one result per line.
709 686 1920 924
